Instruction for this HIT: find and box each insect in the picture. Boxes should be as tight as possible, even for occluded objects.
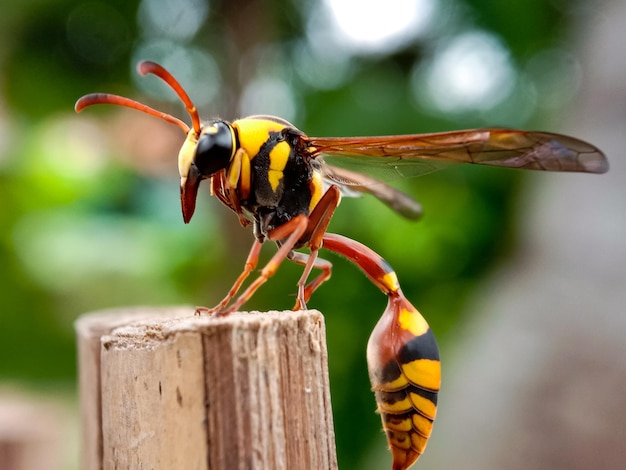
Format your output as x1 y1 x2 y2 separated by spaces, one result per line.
75 61 607 470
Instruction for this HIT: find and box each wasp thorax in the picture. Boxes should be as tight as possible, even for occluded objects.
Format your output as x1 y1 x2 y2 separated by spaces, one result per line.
194 121 235 177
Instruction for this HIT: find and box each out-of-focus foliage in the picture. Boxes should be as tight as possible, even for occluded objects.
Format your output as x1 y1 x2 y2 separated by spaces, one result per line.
0 0 590 467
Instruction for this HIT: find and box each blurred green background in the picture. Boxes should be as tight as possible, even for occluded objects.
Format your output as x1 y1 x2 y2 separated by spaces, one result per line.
0 0 601 468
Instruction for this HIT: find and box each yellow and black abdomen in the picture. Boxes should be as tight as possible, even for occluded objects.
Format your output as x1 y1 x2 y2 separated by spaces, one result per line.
321 233 440 469
367 294 441 470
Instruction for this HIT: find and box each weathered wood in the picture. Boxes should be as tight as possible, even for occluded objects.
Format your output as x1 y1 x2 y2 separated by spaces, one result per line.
76 307 337 470
75 306 191 470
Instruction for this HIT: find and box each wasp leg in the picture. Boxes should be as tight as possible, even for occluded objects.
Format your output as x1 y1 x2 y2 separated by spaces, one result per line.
288 251 333 310
212 151 252 227
196 239 263 316
288 185 342 310
321 233 440 470
218 214 309 315
298 185 341 248
206 185 341 315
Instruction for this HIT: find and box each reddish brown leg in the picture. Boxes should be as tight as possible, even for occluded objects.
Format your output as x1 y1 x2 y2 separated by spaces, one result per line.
195 239 263 315
218 214 309 315
289 186 342 309
298 186 341 248
204 186 341 315
288 251 333 310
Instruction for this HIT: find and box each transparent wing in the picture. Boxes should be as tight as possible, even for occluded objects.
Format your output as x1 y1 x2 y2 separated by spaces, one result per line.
321 164 423 220
308 128 608 178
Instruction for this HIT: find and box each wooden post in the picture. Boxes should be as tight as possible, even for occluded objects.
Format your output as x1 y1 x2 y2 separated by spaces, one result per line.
76 307 337 470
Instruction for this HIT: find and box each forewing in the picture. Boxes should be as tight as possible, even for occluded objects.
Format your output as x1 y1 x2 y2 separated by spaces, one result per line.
309 129 608 177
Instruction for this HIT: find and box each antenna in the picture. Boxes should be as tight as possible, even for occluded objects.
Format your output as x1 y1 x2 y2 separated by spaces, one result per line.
75 61 203 136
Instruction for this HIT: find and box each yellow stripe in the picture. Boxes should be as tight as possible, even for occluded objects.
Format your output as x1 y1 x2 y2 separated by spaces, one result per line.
412 413 434 438
409 392 437 420
401 359 441 391
398 307 430 337
387 430 412 450
377 373 408 392
377 394 412 414
228 148 242 188
239 150 251 200
384 415 413 432
381 272 400 292
268 170 282 191
267 141 290 190
308 170 324 212
410 433 428 454
234 118 285 157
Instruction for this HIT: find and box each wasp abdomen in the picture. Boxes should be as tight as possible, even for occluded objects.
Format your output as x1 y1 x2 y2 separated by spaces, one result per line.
367 294 440 470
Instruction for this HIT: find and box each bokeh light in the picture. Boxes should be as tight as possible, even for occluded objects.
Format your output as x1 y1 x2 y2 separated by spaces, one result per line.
131 41 221 108
239 76 298 123
413 30 516 114
137 0 209 41
323 0 437 53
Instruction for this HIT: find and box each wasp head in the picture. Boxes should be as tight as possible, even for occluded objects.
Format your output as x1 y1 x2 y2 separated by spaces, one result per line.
75 61 230 224
178 121 235 223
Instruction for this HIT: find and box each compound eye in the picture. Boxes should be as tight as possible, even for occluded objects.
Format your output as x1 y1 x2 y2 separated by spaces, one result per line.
194 121 234 176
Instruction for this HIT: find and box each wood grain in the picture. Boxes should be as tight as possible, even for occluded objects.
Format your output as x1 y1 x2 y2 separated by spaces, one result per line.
76 307 337 470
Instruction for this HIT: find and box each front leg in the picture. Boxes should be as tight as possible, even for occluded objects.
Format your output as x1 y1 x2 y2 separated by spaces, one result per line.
195 239 263 315
219 214 310 315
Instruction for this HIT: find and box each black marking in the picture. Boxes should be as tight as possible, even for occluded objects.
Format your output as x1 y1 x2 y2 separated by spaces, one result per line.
375 385 438 407
245 129 314 235
406 385 437 405
379 256 395 276
398 329 440 364
372 358 403 387
376 388 408 406
383 411 426 426
176 386 183 407
371 329 439 388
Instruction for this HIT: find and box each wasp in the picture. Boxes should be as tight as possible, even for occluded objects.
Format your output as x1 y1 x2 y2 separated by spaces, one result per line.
75 61 607 470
